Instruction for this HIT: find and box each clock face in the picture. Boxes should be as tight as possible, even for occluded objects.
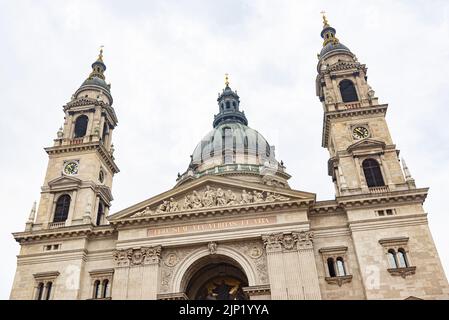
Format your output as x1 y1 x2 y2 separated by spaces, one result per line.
63 161 79 175
352 126 369 139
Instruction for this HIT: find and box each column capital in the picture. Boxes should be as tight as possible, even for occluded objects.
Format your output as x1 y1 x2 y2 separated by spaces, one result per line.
262 231 313 253
113 245 162 267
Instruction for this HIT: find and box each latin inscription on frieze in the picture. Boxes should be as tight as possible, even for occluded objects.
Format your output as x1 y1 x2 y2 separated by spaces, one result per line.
147 216 277 237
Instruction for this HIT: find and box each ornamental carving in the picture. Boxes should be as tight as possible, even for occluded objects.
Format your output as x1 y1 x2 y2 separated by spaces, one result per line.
297 231 314 250
263 231 314 252
208 242 218 255
113 246 162 267
164 253 179 267
325 61 362 73
131 185 290 218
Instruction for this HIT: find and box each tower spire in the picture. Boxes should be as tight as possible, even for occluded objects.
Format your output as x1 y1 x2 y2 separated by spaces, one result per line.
88 46 107 80
320 12 339 47
225 73 230 87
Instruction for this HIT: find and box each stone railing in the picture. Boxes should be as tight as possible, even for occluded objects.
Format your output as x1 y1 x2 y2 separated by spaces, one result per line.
369 186 390 194
48 221 66 229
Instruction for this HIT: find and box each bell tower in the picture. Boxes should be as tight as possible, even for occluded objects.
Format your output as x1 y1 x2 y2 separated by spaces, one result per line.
26 49 119 231
316 14 415 196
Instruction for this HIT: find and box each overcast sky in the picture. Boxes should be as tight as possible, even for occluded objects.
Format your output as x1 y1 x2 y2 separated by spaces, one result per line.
1 0 448 299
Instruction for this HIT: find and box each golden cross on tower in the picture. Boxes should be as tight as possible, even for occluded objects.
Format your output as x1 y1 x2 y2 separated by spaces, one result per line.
98 45 104 61
320 11 329 27
225 73 230 87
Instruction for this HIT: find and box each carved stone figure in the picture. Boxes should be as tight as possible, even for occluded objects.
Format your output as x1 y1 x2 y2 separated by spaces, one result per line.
274 193 290 201
164 253 178 267
216 188 227 206
226 190 238 205
156 200 169 214
240 189 252 204
253 190 265 203
182 194 193 210
202 185 216 207
265 192 276 202
208 242 217 254
192 191 203 209
168 198 179 212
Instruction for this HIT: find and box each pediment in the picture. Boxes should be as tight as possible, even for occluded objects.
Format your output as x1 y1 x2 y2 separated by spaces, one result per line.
109 175 315 221
48 175 82 190
347 138 386 154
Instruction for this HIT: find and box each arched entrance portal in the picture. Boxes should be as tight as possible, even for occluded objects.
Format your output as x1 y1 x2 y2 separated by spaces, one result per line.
184 255 249 300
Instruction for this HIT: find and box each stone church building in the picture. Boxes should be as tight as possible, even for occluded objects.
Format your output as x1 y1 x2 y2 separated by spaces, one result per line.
10 17 449 300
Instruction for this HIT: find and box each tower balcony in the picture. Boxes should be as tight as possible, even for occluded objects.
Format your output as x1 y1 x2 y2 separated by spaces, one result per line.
53 135 104 147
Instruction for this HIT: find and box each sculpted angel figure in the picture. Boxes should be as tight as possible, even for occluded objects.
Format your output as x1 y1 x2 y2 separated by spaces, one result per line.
216 188 227 206
226 190 238 206
240 189 252 204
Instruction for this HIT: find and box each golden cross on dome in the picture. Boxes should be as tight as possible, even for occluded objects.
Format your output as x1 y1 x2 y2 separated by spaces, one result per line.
225 73 230 87
321 11 329 27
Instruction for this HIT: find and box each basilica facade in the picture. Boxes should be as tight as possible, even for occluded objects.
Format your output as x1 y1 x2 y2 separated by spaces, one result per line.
10 17 449 300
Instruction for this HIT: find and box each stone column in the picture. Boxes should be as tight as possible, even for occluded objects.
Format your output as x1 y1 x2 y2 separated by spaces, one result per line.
296 231 321 300
112 249 132 299
141 246 162 300
112 246 162 300
262 234 287 300
281 233 304 300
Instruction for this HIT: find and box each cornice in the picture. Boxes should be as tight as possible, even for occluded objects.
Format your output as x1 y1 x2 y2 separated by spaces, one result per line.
336 188 429 209
45 142 119 174
110 199 313 229
13 224 116 244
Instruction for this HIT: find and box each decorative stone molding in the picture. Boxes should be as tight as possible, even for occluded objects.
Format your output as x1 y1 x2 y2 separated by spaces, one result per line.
157 292 188 300
387 266 416 278
242 284 271 297
297 231 314 250
113 246 162 267
263 231 313 252
262 233 283 252
325 275 353 287
164 253 179 267
33 271 60 281
131 185 290 218
208 242 217 255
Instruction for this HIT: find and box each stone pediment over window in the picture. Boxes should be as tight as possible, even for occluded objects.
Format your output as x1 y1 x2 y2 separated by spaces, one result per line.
346 138 386 155
108 175 315 221
47 175 82 191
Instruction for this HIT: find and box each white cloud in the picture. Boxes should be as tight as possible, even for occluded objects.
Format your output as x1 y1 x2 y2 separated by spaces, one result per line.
1 0 448 299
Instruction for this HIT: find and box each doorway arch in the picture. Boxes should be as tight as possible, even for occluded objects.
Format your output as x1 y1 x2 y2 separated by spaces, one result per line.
171 246 257 300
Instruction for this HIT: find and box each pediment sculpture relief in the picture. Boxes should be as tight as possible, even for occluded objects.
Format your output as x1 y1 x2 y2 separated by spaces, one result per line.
131 185 290 218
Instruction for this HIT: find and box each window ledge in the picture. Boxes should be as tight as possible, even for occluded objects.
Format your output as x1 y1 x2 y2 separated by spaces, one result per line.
325 275 353 287
387 266 416 278
86 297 112 300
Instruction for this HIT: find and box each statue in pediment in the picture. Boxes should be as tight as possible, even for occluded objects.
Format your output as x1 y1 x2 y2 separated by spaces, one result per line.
156 200 169 213
226 190 238 206
240 189 252 204
182 194 194 210
192 191 203 209
253 190 265 203
202 185 216 207
168 198 179 212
